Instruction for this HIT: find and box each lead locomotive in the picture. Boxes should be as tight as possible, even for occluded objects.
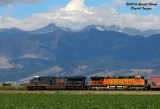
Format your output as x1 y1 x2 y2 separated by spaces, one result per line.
27 76 86 90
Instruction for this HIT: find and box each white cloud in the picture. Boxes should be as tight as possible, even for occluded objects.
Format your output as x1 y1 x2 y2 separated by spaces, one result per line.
0 0 160 31
62 0 91 13
0 0 45 6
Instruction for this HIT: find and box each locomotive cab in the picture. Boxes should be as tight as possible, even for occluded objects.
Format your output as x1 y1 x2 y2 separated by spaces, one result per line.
134 76 145 84
30 76 40 85
135 76 144 80
135 76 143 83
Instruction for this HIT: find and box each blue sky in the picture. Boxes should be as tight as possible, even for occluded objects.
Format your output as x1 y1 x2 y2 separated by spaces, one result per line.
0 0 70 18
0 0 159 31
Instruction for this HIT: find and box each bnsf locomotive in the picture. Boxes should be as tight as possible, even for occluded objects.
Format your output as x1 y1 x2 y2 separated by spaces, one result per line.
27 75 160 90
90 76 147 90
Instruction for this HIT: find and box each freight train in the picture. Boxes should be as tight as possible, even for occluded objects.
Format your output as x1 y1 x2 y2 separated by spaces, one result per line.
27 75 160 90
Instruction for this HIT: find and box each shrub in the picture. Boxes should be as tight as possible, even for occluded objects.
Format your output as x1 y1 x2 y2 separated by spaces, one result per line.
2 82 12 86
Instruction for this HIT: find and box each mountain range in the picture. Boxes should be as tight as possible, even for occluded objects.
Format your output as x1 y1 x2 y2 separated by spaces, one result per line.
0 23 160 84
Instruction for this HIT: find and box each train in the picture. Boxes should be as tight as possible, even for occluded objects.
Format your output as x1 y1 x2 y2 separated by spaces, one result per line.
27 75 160 90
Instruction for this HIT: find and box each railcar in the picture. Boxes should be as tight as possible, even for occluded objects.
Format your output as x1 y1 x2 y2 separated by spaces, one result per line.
150 76 160 90
27 76 87 90
90 76 148 90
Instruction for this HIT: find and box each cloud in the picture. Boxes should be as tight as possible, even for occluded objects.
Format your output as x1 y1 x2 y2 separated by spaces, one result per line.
0 0 160 31
0 0 45 6
62 0 89 12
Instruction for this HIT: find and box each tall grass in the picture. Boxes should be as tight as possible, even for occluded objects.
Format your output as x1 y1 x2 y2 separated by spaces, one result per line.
0 86 27 90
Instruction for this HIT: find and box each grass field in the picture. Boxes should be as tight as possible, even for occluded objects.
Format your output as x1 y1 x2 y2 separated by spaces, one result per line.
0 91 160 109
0 86 27 90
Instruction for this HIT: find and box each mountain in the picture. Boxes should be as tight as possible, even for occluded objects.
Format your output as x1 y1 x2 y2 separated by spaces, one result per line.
123 27 160 37
54 29 160 62
30 23 72 34
83 24 160 37
82 25 108 31
0 27 27 37
1 23 159 37
1 25 160 83
82 25 122 32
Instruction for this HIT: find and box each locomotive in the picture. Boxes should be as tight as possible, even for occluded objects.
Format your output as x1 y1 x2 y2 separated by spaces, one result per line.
27 76 86 90
27 75 160 90
90 76 147 90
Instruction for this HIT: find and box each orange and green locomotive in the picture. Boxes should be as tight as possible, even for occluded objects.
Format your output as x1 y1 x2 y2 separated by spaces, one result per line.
90 76 148 90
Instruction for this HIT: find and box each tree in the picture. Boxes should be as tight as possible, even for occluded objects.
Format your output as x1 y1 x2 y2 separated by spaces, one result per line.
20 83 27 86
2 82 12 86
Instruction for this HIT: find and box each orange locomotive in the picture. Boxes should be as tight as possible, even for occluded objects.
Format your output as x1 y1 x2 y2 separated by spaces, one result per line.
90 76 148 90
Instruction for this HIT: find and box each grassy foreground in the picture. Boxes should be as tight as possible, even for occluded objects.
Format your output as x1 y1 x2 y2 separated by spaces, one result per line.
0 92 160 109
0 86 27 90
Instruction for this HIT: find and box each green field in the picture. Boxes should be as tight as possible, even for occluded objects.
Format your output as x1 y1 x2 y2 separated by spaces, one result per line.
0 86 27 90
0 92 160 109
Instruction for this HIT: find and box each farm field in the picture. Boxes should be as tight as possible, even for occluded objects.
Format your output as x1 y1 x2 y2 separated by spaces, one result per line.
0 91 160 109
